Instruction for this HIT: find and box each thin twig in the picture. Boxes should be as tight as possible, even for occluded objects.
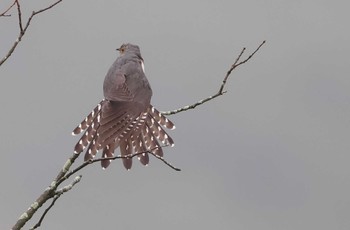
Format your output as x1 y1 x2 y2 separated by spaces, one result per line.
0 0 63 66
30 176 82 230
161 40 266 116
29 196 59 230
15 0 23 33
32 0 62 15
219 47 246 93
58 146 180 185
148 152 181 171
0 0 16 17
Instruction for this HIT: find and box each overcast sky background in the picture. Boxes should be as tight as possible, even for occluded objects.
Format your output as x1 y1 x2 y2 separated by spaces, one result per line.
1 0 349 229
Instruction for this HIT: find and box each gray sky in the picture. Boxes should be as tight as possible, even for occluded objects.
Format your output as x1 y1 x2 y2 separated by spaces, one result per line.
1 0 350 229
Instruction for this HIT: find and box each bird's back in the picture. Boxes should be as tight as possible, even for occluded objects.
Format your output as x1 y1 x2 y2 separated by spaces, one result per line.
73 43 174 170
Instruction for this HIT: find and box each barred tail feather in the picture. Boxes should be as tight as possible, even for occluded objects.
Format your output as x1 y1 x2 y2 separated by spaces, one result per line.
72 101 103 135
101 141 117 169
74 108 101 154
133 133 149 165
142 124 163 157
120 139 132 170
149 106 175 130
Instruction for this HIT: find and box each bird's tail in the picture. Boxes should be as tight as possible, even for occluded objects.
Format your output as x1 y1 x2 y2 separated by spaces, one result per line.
72 103 175 170
113 105 176 170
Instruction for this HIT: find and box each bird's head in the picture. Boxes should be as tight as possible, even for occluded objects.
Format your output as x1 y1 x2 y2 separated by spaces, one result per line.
117 43 141 56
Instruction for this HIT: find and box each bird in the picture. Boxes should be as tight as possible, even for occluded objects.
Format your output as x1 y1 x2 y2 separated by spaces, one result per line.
72 43 175 170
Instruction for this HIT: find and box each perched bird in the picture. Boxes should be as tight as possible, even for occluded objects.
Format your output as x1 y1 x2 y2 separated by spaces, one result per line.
72 43 175 170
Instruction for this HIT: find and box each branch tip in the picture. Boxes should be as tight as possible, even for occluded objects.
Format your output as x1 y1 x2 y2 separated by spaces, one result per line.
162 40 265 115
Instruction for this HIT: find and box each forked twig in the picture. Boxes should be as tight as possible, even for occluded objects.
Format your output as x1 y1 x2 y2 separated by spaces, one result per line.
0 0 63 66
162 40 266 115
0 1 16 17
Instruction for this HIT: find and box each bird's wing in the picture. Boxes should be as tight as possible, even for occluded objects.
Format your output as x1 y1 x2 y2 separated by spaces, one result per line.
103 70 134 102
103 59 150 102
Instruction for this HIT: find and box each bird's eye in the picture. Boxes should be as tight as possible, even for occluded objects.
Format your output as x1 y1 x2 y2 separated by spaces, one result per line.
117 46 125 53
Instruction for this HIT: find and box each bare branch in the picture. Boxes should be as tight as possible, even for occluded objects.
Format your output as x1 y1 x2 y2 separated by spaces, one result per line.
12 187 56 230
0 0 16 17
162 40 266 116
0 0 63 67
30 176 82 230
12 152 79 230
12 147 179 229
60 146 180 184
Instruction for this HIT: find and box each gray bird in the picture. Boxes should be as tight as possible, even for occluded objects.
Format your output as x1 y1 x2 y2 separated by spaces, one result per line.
72 43 175 170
